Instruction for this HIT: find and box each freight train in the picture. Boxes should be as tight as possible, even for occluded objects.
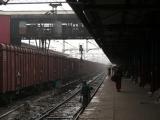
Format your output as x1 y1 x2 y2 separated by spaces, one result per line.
0 43 104 104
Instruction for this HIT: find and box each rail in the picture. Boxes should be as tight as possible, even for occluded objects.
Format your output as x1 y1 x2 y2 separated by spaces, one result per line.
0 72 100 120
36 72 106 120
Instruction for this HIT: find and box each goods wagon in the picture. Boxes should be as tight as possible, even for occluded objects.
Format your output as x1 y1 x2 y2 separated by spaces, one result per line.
0 43 103 103
0 15 10 44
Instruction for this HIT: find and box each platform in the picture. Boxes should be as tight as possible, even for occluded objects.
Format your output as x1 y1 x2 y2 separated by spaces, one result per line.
79 77 160 120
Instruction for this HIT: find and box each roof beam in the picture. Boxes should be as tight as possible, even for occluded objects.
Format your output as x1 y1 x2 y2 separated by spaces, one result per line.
84 4 160 10
103 24 160 29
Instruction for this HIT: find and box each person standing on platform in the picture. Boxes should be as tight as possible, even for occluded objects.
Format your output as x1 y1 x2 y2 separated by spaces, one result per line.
108 67 111 76
115 67 123 92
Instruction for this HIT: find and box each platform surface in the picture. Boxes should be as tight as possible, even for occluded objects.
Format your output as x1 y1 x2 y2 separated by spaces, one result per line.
79 77 160 120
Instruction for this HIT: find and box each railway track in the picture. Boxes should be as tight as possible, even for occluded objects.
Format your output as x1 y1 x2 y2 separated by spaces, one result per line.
0 72 104 120
36 72 107 120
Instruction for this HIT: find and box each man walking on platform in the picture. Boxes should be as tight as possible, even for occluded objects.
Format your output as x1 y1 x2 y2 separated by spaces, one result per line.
81 81 91 108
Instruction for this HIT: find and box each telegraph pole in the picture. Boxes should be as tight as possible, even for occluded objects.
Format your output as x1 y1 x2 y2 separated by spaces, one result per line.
49 3 62 14
79 44 83 82
86 39 88 53
79 45 83 61
62 40 65 53
0 0 9 5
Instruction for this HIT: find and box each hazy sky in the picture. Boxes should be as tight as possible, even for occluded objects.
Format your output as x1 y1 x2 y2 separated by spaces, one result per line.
22 39 111 64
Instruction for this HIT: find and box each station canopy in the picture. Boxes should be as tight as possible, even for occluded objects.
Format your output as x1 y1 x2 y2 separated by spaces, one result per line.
67 0 160 64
